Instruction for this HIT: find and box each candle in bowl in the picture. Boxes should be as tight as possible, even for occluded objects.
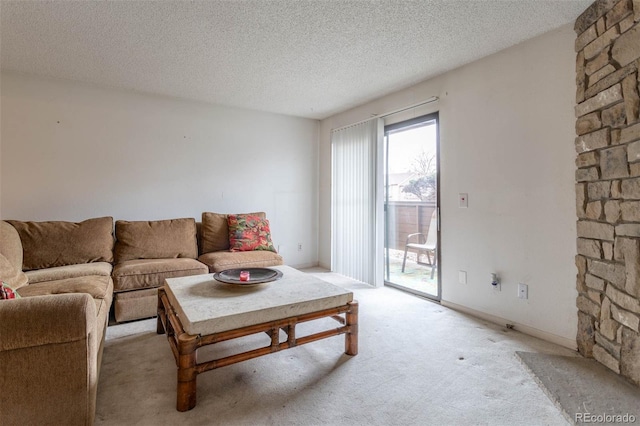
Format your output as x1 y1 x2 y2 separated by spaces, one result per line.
239 271 250 281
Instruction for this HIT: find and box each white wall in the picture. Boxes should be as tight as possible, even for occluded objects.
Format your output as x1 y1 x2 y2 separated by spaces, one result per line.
1 72 319 267
320 24 578 346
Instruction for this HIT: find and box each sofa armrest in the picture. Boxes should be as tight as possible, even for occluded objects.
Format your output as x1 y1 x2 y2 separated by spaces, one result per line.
0 293 99 426
0 293 96 350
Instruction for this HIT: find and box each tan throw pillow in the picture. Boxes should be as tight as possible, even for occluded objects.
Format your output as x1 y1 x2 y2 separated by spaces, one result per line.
201 212 266 254
114 218 198 263
7 217 114 271
0 253 28 290
0 221 24 270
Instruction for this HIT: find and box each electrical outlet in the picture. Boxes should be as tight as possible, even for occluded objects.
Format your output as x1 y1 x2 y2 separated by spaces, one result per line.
491 273 500 291
297 243 303 251
518 283 528 299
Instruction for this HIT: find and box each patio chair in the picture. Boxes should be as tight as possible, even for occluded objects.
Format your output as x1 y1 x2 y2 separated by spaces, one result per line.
401 210 437 279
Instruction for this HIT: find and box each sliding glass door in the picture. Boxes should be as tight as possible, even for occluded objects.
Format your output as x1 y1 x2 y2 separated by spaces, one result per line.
384 113 440 300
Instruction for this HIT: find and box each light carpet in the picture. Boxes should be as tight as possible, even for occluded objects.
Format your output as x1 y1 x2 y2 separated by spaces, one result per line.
97 270 578 426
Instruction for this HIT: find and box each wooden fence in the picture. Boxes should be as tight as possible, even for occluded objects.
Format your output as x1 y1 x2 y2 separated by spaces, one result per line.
386 201 436 251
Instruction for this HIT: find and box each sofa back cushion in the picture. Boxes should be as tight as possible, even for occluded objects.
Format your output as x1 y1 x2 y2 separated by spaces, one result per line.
114 218 198 263
201 212 266 254
0 221 24 272
7 217 114 271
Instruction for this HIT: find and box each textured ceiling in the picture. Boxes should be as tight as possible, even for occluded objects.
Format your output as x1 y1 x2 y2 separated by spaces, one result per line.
1 0 591 120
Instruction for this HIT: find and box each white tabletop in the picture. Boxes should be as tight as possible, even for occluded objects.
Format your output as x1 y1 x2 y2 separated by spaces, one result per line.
164 265 353 335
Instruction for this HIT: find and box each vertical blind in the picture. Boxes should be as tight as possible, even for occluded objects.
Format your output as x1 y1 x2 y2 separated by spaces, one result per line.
331 118 383 285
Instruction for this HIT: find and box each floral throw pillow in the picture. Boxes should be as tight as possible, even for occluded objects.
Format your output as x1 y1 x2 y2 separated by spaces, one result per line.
228 214 276 252
0 281 21 300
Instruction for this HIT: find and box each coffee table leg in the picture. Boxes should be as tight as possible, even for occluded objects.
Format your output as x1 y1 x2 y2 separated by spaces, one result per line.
177 333 199 411
157 290 165 335
345 301 359 356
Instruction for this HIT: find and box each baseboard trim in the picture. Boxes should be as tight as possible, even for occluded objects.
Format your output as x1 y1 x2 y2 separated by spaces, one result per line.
441 300 577 351
318 261 331 270
289 262 319 269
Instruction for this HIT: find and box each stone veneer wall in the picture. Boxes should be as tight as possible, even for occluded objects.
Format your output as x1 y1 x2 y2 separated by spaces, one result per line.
575 0 640 385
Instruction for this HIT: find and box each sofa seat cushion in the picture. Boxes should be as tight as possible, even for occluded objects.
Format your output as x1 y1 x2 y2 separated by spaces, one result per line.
7 217 114 270
15 275 111 300
17 275 113 323
112 258 208 292
198 250 283 273
25 262 113 284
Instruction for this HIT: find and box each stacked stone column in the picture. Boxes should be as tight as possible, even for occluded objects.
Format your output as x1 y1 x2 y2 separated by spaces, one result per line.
575 0 640 385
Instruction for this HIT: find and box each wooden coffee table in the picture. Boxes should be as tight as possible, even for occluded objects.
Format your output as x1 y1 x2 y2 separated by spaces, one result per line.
157 265 358 411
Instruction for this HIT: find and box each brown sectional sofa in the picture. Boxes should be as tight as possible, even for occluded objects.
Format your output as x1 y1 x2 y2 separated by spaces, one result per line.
0 212 283 424
111 218 209 322
0 218 114 426
198 211 284 272
111 213 283 322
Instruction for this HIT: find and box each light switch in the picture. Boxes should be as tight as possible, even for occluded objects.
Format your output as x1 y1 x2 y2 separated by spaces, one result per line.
518 283 528 299
459 193 468 208
458 270 467 284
